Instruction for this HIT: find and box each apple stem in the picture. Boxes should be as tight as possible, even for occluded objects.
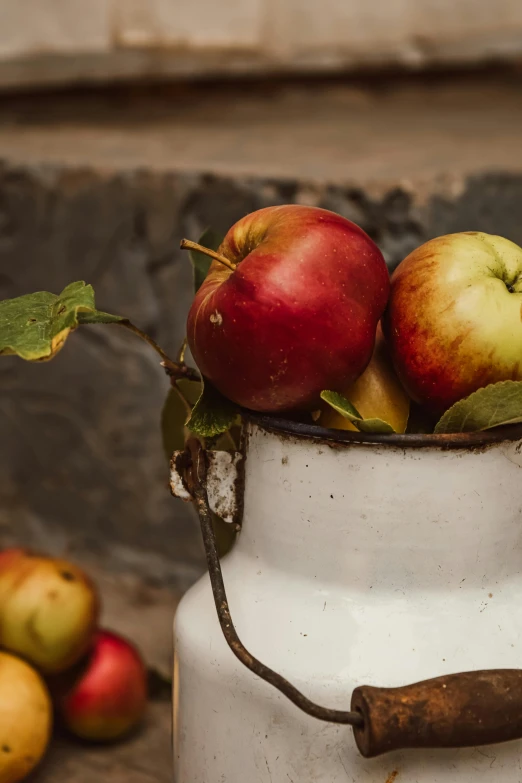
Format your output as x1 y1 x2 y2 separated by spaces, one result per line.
180 239 236 272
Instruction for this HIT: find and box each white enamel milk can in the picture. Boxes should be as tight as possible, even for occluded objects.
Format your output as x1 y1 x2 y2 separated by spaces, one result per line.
171 414 522 782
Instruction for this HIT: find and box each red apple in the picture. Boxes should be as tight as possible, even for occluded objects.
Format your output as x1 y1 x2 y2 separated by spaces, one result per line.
186 205 389 412
56 630 148 742
383 232 522 413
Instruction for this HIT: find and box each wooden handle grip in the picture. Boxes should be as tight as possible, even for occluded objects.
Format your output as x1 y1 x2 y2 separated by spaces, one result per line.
351 669 522 758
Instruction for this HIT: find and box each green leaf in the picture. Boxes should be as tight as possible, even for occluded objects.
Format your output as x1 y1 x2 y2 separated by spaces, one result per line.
187 378 239 438
435 381 522 434
190 228 225 293
77 310 125 326
0 281 124 362
161 379 203 459
162 377 240 457
320 390 396 434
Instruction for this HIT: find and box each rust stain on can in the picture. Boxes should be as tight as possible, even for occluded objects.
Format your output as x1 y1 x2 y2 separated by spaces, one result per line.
385 772 399 783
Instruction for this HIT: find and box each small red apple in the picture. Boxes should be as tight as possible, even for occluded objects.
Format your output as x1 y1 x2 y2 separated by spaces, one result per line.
186 205 389 412
56 630 148 742
383 232 522 413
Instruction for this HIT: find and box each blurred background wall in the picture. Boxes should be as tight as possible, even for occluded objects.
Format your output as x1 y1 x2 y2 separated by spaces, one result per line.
0 0 522 594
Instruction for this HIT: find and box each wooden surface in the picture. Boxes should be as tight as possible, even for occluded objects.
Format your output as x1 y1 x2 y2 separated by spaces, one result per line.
30 701 173 783
22 564 180 782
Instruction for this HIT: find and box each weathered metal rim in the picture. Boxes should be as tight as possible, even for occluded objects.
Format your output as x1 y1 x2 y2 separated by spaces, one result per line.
243 412 522 449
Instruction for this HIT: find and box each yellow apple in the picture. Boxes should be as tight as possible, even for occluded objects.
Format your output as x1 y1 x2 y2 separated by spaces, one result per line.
0 652 52 783
0 551 99 673
319 327 410 433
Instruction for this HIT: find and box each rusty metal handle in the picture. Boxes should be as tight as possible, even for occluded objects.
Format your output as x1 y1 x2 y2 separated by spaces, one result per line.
352 669 522 757
181 439 522 758
183 438 363 728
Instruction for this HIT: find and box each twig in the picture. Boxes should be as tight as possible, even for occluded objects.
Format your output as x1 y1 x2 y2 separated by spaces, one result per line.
117 321 200 382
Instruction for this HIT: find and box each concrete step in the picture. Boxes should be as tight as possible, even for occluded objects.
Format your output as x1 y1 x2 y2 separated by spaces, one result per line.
2 73 522 192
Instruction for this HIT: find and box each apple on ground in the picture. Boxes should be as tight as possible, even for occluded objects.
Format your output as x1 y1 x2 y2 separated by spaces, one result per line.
185 205 389 413
0 651 52 783
383 232 522 414
319 325 410 433
0 550 99 674
54 630 148 742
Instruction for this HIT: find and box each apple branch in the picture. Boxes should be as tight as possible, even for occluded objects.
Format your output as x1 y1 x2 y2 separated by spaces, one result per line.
180 239 236 273
116 321 200 382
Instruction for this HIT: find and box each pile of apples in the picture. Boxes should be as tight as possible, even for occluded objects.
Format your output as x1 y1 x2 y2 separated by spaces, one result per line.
186 205 522 428
0 548 147 783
